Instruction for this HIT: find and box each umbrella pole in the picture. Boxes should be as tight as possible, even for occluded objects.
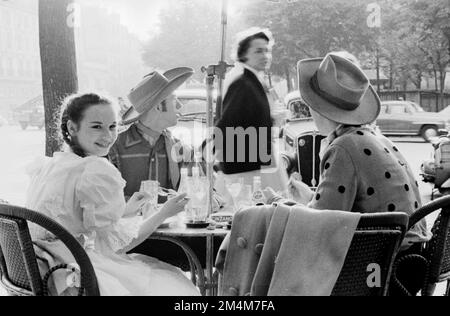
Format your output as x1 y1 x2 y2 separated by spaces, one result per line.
202 0 233 220
216 0 229 119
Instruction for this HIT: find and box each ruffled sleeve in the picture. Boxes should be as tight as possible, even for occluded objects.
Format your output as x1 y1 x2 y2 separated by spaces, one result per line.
76 157 140 253
26 156 50 178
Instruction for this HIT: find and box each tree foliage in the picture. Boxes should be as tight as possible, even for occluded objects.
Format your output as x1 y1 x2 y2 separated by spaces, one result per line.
240 0 378 86
141 0 450 94
142 0 243 80
377 0 449 99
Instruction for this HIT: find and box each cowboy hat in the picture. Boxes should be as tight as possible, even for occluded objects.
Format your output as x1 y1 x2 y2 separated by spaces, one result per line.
122 67 194 125
298 53 380 125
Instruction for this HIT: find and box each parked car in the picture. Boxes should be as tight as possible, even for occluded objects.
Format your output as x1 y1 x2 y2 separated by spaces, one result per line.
168 88 215 148
377 101 450 141
439 105 450 116
12 96 45 130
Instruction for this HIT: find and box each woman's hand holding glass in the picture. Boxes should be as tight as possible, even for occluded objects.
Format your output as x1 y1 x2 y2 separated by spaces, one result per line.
159 193 190 219
125 191 152 217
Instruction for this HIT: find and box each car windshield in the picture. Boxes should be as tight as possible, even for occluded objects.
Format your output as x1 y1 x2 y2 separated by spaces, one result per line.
390 104 410 114
175 92 216 122
288 99 311 119
407 101 425 112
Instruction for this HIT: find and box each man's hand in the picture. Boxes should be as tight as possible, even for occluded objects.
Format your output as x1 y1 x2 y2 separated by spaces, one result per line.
288 173 314 204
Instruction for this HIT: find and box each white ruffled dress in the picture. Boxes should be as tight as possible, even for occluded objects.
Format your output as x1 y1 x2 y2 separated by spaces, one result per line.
26 152 199 296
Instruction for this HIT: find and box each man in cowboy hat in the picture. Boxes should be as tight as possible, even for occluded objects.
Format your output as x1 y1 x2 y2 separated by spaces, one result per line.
110 67 195 196
269 52 430 296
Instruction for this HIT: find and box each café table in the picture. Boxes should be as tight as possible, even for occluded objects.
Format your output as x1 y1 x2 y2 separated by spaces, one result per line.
150 224 229 296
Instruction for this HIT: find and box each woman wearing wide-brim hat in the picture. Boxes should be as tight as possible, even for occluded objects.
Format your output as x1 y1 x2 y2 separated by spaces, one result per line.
269 53 431 295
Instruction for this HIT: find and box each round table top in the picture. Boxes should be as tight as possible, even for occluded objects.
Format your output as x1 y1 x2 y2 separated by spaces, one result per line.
154 224 230 238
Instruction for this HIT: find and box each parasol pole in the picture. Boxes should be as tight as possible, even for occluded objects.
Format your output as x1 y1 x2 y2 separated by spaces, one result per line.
201 0 233 223
216 0 229 119
199 0 233 296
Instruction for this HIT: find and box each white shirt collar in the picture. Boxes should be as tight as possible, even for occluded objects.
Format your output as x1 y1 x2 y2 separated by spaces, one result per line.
240 62 266 84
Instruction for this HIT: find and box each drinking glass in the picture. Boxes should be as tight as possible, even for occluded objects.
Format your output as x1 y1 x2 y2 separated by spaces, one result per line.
140 180 160 218
225 178 244 212
236 185 253 211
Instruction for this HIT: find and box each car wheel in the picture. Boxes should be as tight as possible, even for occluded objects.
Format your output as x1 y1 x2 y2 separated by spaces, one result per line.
420 125 438 142
20 122 28 130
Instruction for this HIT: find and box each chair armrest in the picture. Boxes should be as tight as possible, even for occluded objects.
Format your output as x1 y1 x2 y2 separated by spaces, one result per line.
391 254 428 296
409 196 450 230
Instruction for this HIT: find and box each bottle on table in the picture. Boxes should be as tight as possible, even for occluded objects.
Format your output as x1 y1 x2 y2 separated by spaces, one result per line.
252 176 265 205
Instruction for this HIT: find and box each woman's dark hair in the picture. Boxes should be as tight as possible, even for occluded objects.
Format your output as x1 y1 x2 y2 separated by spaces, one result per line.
60 93 115 157
237 32 270 63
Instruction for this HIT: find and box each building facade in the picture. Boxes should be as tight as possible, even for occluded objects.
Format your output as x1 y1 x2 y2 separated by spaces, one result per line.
0 0 147 120
0 0 41 119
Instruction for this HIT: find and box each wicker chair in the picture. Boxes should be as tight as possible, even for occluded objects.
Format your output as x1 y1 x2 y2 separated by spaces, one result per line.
396 195 450 296
331 212 408 296
0 203 99 296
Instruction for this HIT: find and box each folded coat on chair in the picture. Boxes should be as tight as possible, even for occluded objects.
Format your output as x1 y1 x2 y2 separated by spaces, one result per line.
216 203 361 296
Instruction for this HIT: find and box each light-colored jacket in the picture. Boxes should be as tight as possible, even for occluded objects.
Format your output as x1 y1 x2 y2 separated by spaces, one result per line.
308 125 430 248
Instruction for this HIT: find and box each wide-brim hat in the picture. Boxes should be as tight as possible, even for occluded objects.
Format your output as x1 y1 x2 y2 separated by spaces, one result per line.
122 67 194 125
298 53 380 125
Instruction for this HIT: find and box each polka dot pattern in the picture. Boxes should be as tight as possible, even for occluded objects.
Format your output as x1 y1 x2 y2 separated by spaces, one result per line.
310 126 424 242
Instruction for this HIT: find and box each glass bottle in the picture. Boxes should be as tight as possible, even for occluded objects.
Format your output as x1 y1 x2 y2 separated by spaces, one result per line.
252 176 265 205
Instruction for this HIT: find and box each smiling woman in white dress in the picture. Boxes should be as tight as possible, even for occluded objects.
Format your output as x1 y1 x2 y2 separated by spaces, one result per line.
25 92 199 296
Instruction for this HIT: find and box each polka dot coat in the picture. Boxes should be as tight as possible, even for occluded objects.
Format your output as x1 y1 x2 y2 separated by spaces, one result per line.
308 125 430 248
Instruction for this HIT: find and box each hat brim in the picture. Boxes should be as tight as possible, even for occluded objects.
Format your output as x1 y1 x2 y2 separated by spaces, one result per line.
297 58 381 125
164 67 194 81
122 70 193 125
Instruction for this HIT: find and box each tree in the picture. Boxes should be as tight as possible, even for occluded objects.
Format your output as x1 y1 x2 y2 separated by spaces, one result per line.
142 0 244 80
401 0 450 107
39 0 78 156
240 0 378 92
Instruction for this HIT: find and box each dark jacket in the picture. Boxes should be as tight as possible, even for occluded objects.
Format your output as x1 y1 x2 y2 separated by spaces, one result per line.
215 69 273 175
